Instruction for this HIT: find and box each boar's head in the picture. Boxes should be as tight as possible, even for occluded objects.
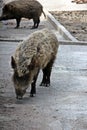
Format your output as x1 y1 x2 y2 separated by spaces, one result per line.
11 54 39 99
0 4 15 20
11 56 30 99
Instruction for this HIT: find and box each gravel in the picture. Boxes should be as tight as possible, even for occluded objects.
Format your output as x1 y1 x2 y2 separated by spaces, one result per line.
50 11 87 41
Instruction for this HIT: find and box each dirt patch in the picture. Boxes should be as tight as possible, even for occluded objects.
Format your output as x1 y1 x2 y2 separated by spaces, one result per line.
71 0 87 4
50 11 87 41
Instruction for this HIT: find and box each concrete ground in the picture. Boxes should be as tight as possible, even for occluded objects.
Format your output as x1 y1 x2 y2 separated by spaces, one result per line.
0 0 87 130
1 39 87 130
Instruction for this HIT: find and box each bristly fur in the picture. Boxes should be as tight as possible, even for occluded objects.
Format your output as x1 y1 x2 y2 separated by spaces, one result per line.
11 28 59 98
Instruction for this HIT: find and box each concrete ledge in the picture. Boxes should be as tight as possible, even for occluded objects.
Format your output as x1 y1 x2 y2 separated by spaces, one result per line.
1 39 87 46
59 40 87 46
0 39 22 42
44 9 78 41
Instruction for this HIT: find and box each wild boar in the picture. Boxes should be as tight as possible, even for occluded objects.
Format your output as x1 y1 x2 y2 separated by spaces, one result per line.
0 0 46 28
11 28 59 99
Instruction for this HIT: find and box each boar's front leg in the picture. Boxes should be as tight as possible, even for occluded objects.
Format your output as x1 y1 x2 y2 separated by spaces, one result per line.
40 58 55 87
30 70 39 97
40 67 51 87
15 18 21 28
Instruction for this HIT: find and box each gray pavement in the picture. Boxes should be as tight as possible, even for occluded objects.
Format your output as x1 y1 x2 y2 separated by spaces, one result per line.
0 0 87 130
0 17 64 41
1 40 87 130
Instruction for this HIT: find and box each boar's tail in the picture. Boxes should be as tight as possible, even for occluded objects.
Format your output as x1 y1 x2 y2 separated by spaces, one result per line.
43 11 46 18
42 9 46 18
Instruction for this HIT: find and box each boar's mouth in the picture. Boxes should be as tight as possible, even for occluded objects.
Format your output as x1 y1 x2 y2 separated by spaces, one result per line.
15 88 26 99
12 72 30 99
0 14 14 21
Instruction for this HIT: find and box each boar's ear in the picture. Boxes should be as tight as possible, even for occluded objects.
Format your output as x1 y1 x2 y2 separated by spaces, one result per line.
4 4 13 11
11 56 16 69
28 63 35 70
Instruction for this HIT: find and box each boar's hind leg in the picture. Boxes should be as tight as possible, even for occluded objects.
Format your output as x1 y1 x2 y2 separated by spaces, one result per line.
30 70 39 97
40 58 55 87
15 18 21 28
32 17 40 29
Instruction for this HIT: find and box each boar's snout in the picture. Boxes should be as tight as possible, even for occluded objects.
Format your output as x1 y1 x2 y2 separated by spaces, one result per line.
0 15 7 21
0 14 14 21
15 89 26 99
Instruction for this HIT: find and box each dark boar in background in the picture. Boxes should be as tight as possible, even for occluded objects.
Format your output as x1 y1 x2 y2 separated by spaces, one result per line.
0 0 46 28
11 28 59 99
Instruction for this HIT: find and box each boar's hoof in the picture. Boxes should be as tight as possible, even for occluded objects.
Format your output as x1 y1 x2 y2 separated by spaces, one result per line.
30 93 36 97
40 82 50 87
15 27 19 29
15 26 19 29
31 26 38 29
16 96 23 100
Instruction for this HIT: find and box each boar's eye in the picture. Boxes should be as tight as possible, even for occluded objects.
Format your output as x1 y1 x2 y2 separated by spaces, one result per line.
28 64 34 70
